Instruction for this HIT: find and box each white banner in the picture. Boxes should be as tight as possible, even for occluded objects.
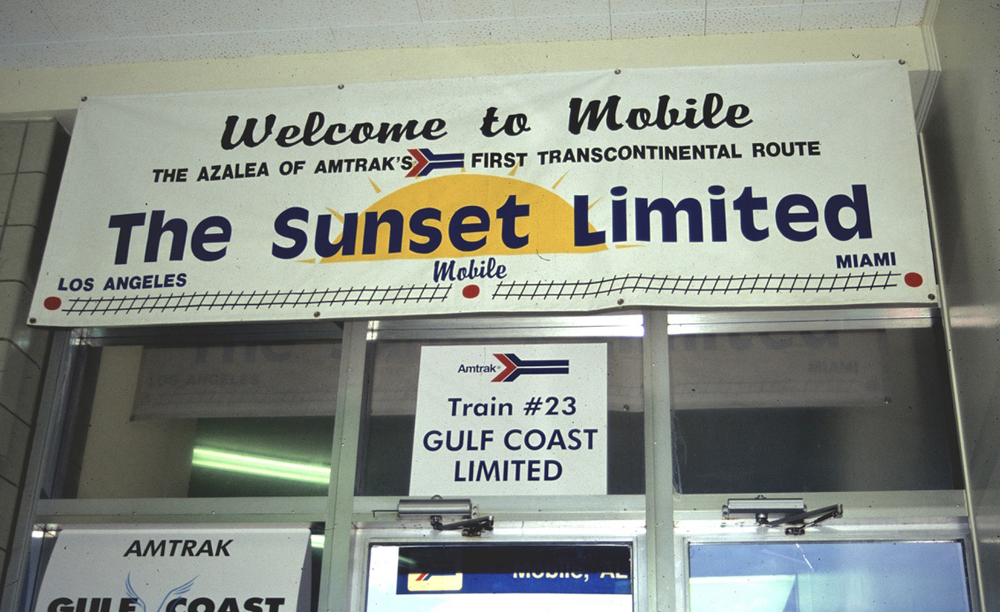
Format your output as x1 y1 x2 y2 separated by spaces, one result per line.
409 344 607 496
30 61 934 327
35 527 311 612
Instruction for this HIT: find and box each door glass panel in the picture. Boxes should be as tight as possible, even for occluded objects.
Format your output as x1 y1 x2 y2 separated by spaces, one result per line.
366 544 632 610
688 541 970 611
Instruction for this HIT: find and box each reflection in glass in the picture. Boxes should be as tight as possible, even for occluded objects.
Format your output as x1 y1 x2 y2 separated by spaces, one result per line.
671 327 962 493
61 341 339 498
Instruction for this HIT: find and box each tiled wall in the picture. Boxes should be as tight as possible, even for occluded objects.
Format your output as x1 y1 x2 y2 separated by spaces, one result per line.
0 120 66 593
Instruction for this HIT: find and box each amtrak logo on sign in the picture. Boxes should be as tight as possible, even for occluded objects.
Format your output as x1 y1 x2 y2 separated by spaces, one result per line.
406 573 463 592
492 353 570 382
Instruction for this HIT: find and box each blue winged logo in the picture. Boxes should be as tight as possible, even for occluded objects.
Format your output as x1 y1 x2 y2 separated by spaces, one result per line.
126 573 198 612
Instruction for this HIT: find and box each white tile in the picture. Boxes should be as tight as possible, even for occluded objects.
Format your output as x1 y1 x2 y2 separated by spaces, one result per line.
136 0 327 36
612 0 705 13
706 4 803 33
0 0 59 45
0 176 13 226
0 124 26 175
423 18 520 46
708 0 802 7
37 0 148 40
0 478 16 543
322 0 423 26
801 0 897 29
896 0 925 25
0 406 30 487
517 14 611 43
0 226 42 288
418 0 516 22
515 0 609 18
612 9 705 37
18 120 62 174
0 282 48 366
154 28 336 63
8 173 46 228
333 23 427 51
0 340 42 425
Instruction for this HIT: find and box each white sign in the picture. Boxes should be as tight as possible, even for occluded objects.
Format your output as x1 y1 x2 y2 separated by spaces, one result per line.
409 344 607 496
30 61 935 327
35 527 311 612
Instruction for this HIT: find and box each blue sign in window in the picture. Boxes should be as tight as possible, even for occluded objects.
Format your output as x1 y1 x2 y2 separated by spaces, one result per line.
395 545 631 595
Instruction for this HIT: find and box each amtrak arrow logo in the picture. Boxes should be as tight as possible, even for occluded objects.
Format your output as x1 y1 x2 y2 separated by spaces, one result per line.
492 353 570 382
406 148 465 177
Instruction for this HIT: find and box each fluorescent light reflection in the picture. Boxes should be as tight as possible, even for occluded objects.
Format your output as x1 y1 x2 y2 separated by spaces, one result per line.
32 525 60 539
310 534 325 549
191 447 331 484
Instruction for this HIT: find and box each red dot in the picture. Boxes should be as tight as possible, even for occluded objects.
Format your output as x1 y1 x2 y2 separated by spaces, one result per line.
462 285 480 299
43 296 62 310
904 272 923 288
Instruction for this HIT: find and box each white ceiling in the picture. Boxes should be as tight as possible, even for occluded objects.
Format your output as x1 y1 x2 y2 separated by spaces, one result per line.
0 0 927 70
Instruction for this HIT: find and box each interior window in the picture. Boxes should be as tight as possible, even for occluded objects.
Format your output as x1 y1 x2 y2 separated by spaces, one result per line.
670 325 962 493
57 338 341 498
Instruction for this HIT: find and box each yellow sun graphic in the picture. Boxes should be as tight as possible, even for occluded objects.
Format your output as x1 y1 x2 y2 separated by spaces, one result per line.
310 173 607 263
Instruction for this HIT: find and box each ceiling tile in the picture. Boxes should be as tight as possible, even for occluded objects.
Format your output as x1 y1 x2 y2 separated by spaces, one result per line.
0 0 59 45
515 0 609 18
423 18 519 46
0 38 164 69
707 0 802 7
0 0 921 70
417 0 516 22
37 0 148 40
612 9 706 37
136 0 327 36
800 0 898 29
516 14 611 42
896 0 924 25
153 28 336 63
333 23 427 50
322 0 422 27
706 4 803 33
612 0 706 13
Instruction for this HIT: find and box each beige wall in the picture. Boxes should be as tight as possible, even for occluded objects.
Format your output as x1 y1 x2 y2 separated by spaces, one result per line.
924 0 1000 607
